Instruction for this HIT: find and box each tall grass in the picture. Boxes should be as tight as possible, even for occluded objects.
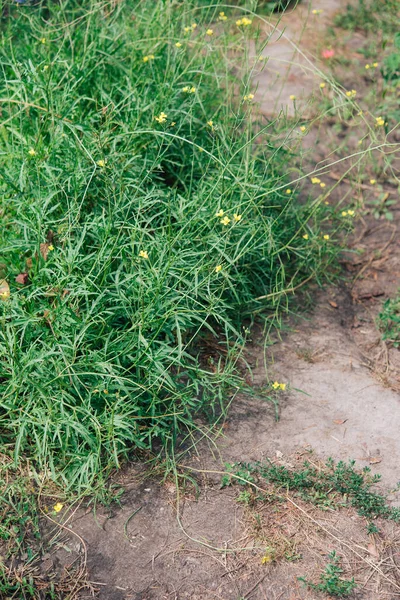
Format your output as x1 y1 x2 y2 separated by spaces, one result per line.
0 0 337 491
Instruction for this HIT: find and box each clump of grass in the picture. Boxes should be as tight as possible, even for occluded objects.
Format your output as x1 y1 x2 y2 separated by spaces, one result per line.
0 0 340 491
334 0 399 35
378 292 400 348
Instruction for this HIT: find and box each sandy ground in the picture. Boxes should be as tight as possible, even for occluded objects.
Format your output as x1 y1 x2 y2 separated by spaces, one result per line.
44 1 400 598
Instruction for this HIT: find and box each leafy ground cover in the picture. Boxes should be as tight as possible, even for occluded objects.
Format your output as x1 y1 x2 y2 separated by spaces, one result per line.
0 0 339 492
1 0 399 598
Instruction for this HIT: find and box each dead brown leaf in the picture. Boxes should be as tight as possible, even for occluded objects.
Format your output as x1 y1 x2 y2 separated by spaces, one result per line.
369 457 382 465
367 542 380 558
15 273 29 285
40 243 50 261
0 279 10 300
333 419 348 425
328 300 338 308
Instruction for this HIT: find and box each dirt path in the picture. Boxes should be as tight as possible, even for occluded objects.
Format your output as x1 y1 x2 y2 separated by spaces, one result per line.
53 2 400 598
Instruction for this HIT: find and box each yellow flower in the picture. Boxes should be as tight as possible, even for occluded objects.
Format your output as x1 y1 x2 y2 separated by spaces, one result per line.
233 213 242 222
372 62 378 68
300 125 306 132
303 234 309 240
207 120 214 129
97 159 106 168
221 216 231 226
323 234 330 240
375 116 385 127
243 93 254 101
28 148 37 156
41 37 47 44
357 140 363 145
312 9 322 14
216 209 224 217
182 86 190 92
175 42 182 48
272 381 280 390
320 182 326 188
319 82 326 89
311 177 320 184
258 55 266 61
218 11 228 21
236 17 252 26
345 89 357 98
289 94 296 100
279 383 286 391
347 209 355 216
365 64 370 69
43 65 49 71
325 201 330 205
215 265 222 273
48 244 54 251
206 29 213 36
103 389 108 394
53 503 63 513
341 211 348 217
184 26 191 33
143 54 155 62
155 112 168 123
261 555 273 564
191 23 197 30
285 189 291 194
139 250 149 259
370 178 376 184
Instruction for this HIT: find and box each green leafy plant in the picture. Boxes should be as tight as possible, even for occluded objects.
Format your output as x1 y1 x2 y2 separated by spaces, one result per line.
0 0 340 491
378 292 400 347
299 551 357 597
223 458 400 521
334 0 399 35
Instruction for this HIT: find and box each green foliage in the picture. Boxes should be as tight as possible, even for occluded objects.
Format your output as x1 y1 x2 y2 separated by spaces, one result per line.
377 292 400 347
366 522 380 534
382 33 400 84
223 458 400 521
0 0 338 491
334 0 399 34
299 551 357 597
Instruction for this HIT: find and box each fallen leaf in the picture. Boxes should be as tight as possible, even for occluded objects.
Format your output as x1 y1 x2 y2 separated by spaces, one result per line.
367 542 379 558
333 419 348 425
0 279 10 300
369 457 382 465
26 257 33 269
15 273 29 285
328 300 338 308
40 243 50 260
